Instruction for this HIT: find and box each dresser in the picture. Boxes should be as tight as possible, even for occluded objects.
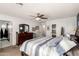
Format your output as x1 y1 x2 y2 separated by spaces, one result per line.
18 32 33 45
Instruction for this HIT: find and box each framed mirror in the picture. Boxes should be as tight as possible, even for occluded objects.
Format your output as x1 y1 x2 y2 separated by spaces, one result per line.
19 24 29 33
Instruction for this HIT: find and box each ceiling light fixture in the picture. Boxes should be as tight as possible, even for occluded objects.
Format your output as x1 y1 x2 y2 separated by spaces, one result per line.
35 17 41 21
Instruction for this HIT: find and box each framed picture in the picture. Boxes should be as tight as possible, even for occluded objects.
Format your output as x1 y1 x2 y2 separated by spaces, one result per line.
32 27 35 31
35 26 39 30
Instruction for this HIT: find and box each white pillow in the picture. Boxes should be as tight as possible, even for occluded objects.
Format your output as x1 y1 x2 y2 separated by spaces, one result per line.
65 33 70 39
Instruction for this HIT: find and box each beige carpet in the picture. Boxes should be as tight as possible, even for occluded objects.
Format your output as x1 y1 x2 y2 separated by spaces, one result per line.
0 45 21 56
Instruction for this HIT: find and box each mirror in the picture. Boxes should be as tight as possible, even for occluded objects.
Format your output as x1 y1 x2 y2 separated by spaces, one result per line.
0 20 12 48
19 24 29 33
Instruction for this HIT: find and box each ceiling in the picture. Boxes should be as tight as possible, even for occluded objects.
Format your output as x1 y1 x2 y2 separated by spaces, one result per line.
0 3 79 21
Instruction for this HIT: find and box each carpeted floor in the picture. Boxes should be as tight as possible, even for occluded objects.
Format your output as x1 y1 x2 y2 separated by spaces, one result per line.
0 45 21 56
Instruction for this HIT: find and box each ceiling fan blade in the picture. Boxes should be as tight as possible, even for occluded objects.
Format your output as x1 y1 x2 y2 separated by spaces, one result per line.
41 17 48 19
29 15 36 17
37 13 44 17
39 14 44 17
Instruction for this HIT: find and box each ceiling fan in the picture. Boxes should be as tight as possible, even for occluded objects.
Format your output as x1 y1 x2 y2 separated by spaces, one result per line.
30 13 48 21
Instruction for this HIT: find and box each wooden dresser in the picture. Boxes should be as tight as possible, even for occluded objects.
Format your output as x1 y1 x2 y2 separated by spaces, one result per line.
18 32 33 45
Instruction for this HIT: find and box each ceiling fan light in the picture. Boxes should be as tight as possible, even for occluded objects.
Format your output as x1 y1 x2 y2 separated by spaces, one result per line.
35 17 40 21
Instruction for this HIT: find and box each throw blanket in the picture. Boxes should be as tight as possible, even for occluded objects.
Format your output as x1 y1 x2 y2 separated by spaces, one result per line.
20 36 76 56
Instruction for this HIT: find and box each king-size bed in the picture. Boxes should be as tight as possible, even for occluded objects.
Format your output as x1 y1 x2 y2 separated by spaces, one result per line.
20 36 77 56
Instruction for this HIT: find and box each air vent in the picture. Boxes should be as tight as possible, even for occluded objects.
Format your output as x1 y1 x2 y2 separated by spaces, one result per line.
16 3 23 6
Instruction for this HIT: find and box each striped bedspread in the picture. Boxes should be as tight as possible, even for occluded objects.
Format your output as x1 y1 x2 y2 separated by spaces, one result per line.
20 36 76 56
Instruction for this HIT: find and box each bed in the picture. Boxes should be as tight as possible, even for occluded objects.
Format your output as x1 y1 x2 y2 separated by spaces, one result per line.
20 36 77 56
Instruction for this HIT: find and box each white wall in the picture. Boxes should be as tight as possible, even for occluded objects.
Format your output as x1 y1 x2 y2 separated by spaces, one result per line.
0 14 77 47
0 14 40 45
45 16 77 37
